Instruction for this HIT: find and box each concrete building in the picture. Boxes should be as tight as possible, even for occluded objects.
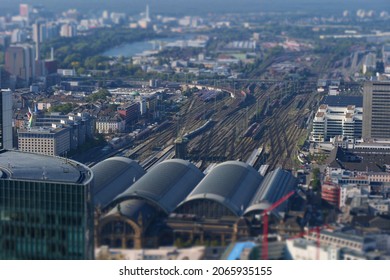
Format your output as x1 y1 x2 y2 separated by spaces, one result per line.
4 44 35 87
363 81 390 140
19 4 30 19
18 126 71 156
34 112 94 150
363 53 376 74
0 150 94 259
383 45 390 74
32 21 44 60
60 23 77 37
311 104 362 143
0 89 13 150
117 102 140 126
321 182 340 207
306 230 376 253
286 238 340 260
96 246 205 260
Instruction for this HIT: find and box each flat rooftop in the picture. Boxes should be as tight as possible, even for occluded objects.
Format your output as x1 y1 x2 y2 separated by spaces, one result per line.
327 147 390 173
0 150 92 184
320 96 363 107
18 126 68 134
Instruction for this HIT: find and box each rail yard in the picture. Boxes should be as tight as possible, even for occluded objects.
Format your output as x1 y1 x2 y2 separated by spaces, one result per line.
103 79 320 172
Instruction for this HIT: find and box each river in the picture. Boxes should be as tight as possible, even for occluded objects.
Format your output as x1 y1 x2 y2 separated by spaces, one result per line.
102 35 193 57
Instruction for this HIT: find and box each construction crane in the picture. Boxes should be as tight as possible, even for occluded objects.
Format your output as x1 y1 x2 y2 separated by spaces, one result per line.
261 190 295 260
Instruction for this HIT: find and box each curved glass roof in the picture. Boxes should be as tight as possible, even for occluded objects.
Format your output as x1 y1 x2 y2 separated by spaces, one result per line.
112 159 204 214
177 161 263 217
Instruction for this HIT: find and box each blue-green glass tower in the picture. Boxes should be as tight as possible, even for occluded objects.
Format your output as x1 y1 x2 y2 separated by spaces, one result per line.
0 150 94 259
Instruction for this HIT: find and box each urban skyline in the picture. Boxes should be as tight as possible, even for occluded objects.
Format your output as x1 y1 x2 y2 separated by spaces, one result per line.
0 1 390 260
1 0 390 16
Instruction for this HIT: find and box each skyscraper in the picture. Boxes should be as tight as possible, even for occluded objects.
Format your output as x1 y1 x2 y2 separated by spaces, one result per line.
0 150 94 259
32 22 43 61
362 81 390 140
145 4 151 22
0 89 12 150
19 4 30 18
4 44 34 87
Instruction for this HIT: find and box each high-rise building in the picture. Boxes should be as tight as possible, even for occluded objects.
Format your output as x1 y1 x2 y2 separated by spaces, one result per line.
145 5 151 22
0 89 13 150
0 150 94 259
19 4 30 18
60 23 77 38
32 21 46 61
4 44 35 87
362 81 390 140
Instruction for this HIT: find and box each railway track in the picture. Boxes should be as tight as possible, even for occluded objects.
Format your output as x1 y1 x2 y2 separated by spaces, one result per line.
119 80 320 172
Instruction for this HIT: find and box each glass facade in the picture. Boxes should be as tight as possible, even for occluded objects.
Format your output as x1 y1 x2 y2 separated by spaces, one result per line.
0 179 93 260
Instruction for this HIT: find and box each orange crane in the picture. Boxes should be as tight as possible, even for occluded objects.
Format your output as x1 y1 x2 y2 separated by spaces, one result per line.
261 190 295 260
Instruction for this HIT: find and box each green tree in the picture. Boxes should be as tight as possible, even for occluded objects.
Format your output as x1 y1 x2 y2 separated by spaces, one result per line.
87 89 111 102
49 103 76 114
311 168 321 191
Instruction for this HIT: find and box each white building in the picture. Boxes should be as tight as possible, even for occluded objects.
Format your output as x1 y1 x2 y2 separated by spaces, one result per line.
363 53 376 74
311 104 362 143
286 239 339 260
96 114 125 134
96 246 205 260
306 230 376 253
60 23 77 37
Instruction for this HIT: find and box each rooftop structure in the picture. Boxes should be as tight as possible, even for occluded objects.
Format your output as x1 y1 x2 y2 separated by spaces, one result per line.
327 146 390 173
0 150 94 259
320 96 363 107
91 157 145 209
176 161 263 218
245 168 296 216
0 150 91 184
112 159 204 214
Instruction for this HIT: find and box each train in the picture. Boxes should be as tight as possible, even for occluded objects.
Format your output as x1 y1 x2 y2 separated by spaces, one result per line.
184 119 214 140
252 125 267 140
152 120 172 132
242 122 259 138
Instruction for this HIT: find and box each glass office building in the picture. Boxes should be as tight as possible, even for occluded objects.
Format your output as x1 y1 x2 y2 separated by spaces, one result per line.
0 150 94 259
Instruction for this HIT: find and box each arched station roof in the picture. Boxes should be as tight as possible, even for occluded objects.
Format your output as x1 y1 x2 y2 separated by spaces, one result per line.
244 168 296 215
112 159 204 214
91 157 145 209
177 161 263 217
